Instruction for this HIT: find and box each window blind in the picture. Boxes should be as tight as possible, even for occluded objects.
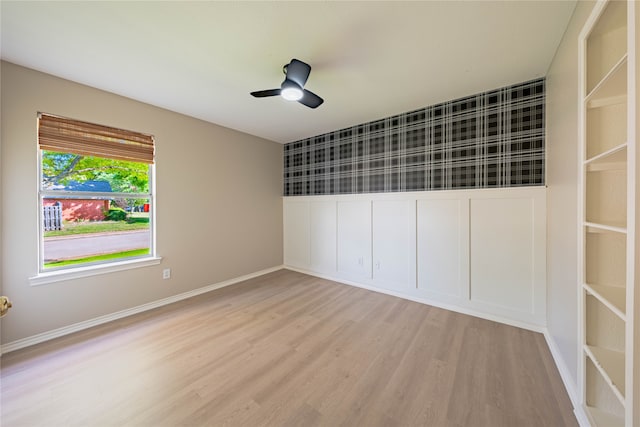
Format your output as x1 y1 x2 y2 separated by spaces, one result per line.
38 113 155 164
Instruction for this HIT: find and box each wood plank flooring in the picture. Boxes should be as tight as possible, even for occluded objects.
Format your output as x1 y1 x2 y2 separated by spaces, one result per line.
1 269 577 426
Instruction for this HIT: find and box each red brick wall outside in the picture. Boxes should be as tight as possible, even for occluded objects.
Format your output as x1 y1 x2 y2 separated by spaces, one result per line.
43 199 109 221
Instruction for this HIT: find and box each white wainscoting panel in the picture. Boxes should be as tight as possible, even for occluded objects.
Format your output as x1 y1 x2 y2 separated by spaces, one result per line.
470 198 534 313
337 200 372 280
283 187 546 328
283 200 310 270
310 200 337 273
417 198 468 299
372 200 413 292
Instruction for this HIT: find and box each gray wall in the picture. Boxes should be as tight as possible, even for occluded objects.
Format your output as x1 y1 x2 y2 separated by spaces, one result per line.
0 61 283 344
546 0 595 388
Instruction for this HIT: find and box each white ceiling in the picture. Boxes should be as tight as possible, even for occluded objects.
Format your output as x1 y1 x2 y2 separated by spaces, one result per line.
1 1 576 144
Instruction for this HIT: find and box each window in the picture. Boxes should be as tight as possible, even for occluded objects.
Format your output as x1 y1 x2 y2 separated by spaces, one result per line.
37 113 155 272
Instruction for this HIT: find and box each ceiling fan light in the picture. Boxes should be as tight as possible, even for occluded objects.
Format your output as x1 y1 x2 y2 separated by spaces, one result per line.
281 86 303 101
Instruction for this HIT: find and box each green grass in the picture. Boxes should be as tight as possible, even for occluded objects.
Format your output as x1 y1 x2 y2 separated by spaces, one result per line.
44 249 150 268
44 218 149 237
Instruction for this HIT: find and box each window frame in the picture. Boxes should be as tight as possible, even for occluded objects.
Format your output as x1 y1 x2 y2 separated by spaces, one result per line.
32 115 160 283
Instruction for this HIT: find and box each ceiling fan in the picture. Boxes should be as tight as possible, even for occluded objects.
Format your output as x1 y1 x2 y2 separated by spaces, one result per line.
251 58 324 109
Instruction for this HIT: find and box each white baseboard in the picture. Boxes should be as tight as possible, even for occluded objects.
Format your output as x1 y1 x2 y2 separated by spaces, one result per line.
284 266 546 333
542 330 590 427
1 265 284 355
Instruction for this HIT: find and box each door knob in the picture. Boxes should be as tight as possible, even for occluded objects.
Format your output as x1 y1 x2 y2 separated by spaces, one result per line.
0 296 12 317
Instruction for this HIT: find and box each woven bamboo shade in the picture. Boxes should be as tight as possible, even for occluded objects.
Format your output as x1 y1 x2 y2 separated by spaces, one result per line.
38 113 154 164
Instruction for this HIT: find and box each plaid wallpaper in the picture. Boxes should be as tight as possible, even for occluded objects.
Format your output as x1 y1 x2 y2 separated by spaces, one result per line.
283 78 545 196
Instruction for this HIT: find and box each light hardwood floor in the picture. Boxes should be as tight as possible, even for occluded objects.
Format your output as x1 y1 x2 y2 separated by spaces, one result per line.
1 269 577 426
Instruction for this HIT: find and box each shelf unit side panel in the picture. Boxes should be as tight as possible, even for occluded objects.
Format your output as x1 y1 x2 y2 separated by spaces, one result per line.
586 168 628 227
587 0 628 93
586 357 626 419
587 103 628 158
586 230 628 289
628 1 638 425
586 294 626 352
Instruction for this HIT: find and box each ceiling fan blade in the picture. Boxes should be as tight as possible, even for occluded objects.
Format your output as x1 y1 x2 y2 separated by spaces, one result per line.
286 59 311 88
299 89 324 109
251 89 281 98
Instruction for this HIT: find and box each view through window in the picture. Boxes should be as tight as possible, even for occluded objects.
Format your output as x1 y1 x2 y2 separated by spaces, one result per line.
38 113 155 271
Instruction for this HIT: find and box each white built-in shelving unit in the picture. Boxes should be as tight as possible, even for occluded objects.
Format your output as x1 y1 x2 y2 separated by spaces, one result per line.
578 1 637 426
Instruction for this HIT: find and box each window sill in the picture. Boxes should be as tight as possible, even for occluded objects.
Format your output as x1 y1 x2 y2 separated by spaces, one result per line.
29 256 162 286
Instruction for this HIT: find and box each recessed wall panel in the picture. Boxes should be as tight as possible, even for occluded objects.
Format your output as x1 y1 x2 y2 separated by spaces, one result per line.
372 200 411 290
337 200 372 279
283 201 310 269
417 199 464 297
470 198 534 313
310 201 336 273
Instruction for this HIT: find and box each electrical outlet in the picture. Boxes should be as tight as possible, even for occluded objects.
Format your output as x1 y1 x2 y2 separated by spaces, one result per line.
162 268 171 279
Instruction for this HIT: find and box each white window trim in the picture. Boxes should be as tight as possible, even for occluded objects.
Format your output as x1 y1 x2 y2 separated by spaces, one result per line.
35 150 158 282
29 256 162 286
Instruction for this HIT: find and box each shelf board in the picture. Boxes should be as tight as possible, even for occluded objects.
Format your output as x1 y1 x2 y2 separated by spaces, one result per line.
584 345 626 405
585 143 627 171
588 94 626 109
586 55 627 108
586 406 624 427
585 222 627 234
584 283 626 319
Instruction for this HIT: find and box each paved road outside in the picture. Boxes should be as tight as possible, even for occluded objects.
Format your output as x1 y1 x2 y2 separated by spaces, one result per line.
44 230 149 260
